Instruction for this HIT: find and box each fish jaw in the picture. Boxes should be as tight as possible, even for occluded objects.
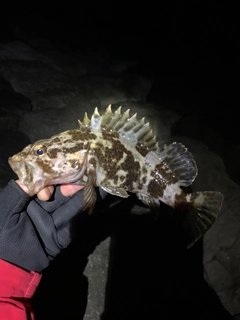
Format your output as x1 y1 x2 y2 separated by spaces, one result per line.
8 153 47 195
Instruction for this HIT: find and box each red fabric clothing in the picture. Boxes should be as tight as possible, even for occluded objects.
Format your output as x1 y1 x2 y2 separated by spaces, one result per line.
0 259 42 320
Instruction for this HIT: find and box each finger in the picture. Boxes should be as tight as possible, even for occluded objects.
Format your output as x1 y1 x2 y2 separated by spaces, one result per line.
60 184 84 197
37 185 54 201
15 180 29 194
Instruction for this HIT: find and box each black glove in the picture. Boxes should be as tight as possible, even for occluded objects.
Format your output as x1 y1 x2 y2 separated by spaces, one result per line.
0 180 85 272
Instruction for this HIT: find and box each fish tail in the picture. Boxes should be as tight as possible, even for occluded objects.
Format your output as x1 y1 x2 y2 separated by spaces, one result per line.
177 191 224 248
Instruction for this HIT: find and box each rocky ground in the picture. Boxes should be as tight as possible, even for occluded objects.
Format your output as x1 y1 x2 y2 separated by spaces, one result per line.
0 30 240 320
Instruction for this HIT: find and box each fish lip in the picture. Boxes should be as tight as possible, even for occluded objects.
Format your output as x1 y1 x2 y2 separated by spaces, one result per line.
8 156 39 195
8 156 25 177
8 155 21 167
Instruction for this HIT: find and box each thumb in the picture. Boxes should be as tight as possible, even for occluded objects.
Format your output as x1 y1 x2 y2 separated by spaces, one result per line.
60 184 84 197
37 186 55 201
37 184 84 201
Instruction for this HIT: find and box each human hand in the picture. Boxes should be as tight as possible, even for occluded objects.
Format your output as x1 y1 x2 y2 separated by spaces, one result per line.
0 180 86 272
15 180 84 200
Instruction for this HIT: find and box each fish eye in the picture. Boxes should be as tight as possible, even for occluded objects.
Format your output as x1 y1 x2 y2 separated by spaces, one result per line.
33 144 46 156
36 149 44 155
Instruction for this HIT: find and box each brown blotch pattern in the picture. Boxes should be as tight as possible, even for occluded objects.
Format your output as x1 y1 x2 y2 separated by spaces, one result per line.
68 129 97 141
174 193 187 212
141 176 147 184
155 163 176 184
47 148 62 159
138 175 147 190
135 144 149 157
51 137 61 143
147 162 176 198
62 143 86 154
36 159 56 175
102 131 119 139
89 157 97 167
148 179 163 198
93 132 141 189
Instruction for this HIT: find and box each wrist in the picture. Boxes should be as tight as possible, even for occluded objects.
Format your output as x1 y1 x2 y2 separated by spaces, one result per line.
0 259 42 297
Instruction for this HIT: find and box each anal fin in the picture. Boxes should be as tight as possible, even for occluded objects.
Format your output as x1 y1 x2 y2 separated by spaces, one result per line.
136 193 160 207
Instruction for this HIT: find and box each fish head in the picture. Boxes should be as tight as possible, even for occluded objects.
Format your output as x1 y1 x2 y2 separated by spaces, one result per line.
8 132 89 196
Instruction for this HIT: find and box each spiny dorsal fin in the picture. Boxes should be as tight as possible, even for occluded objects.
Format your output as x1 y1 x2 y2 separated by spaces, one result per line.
78 105 158 151
78 112 91 127
155 142 198 187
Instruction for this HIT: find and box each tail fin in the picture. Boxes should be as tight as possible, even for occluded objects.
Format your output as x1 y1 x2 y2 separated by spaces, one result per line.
179 191 224 248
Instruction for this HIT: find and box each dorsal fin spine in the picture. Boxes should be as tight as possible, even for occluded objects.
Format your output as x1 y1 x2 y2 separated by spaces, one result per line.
83 112 90 126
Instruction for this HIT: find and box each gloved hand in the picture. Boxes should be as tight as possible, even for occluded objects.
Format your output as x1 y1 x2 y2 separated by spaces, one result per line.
0 180 86 272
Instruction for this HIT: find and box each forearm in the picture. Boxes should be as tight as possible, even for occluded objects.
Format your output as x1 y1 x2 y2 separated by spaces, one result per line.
0 259 41 320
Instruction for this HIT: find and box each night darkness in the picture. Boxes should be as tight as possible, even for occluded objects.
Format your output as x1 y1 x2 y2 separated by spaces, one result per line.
1 2 239 320
2 3 239 136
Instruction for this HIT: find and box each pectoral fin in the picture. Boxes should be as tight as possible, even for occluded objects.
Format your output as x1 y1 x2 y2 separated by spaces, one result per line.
84 171 97 214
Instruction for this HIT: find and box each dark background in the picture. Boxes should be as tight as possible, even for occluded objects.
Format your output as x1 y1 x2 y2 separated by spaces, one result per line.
1 2 238 141
1 2 238 319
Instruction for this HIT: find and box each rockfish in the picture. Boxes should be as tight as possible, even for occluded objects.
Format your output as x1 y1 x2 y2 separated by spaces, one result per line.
9 105 224 247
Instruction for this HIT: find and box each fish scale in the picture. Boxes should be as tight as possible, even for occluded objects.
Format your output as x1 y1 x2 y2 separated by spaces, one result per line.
8 105 224 248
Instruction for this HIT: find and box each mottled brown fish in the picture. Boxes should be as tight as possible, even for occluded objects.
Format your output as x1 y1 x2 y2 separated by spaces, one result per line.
9 105 223 247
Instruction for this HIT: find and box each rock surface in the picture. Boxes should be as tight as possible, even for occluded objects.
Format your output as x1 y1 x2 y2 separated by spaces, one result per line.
0 37 238 319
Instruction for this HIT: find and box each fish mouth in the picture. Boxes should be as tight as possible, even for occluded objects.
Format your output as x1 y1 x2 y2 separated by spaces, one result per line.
8 155 27 180
8 156 41 195
8 155 67 196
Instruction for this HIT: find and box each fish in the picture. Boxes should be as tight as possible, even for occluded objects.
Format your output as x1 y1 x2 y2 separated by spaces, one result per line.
8 105 224 248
